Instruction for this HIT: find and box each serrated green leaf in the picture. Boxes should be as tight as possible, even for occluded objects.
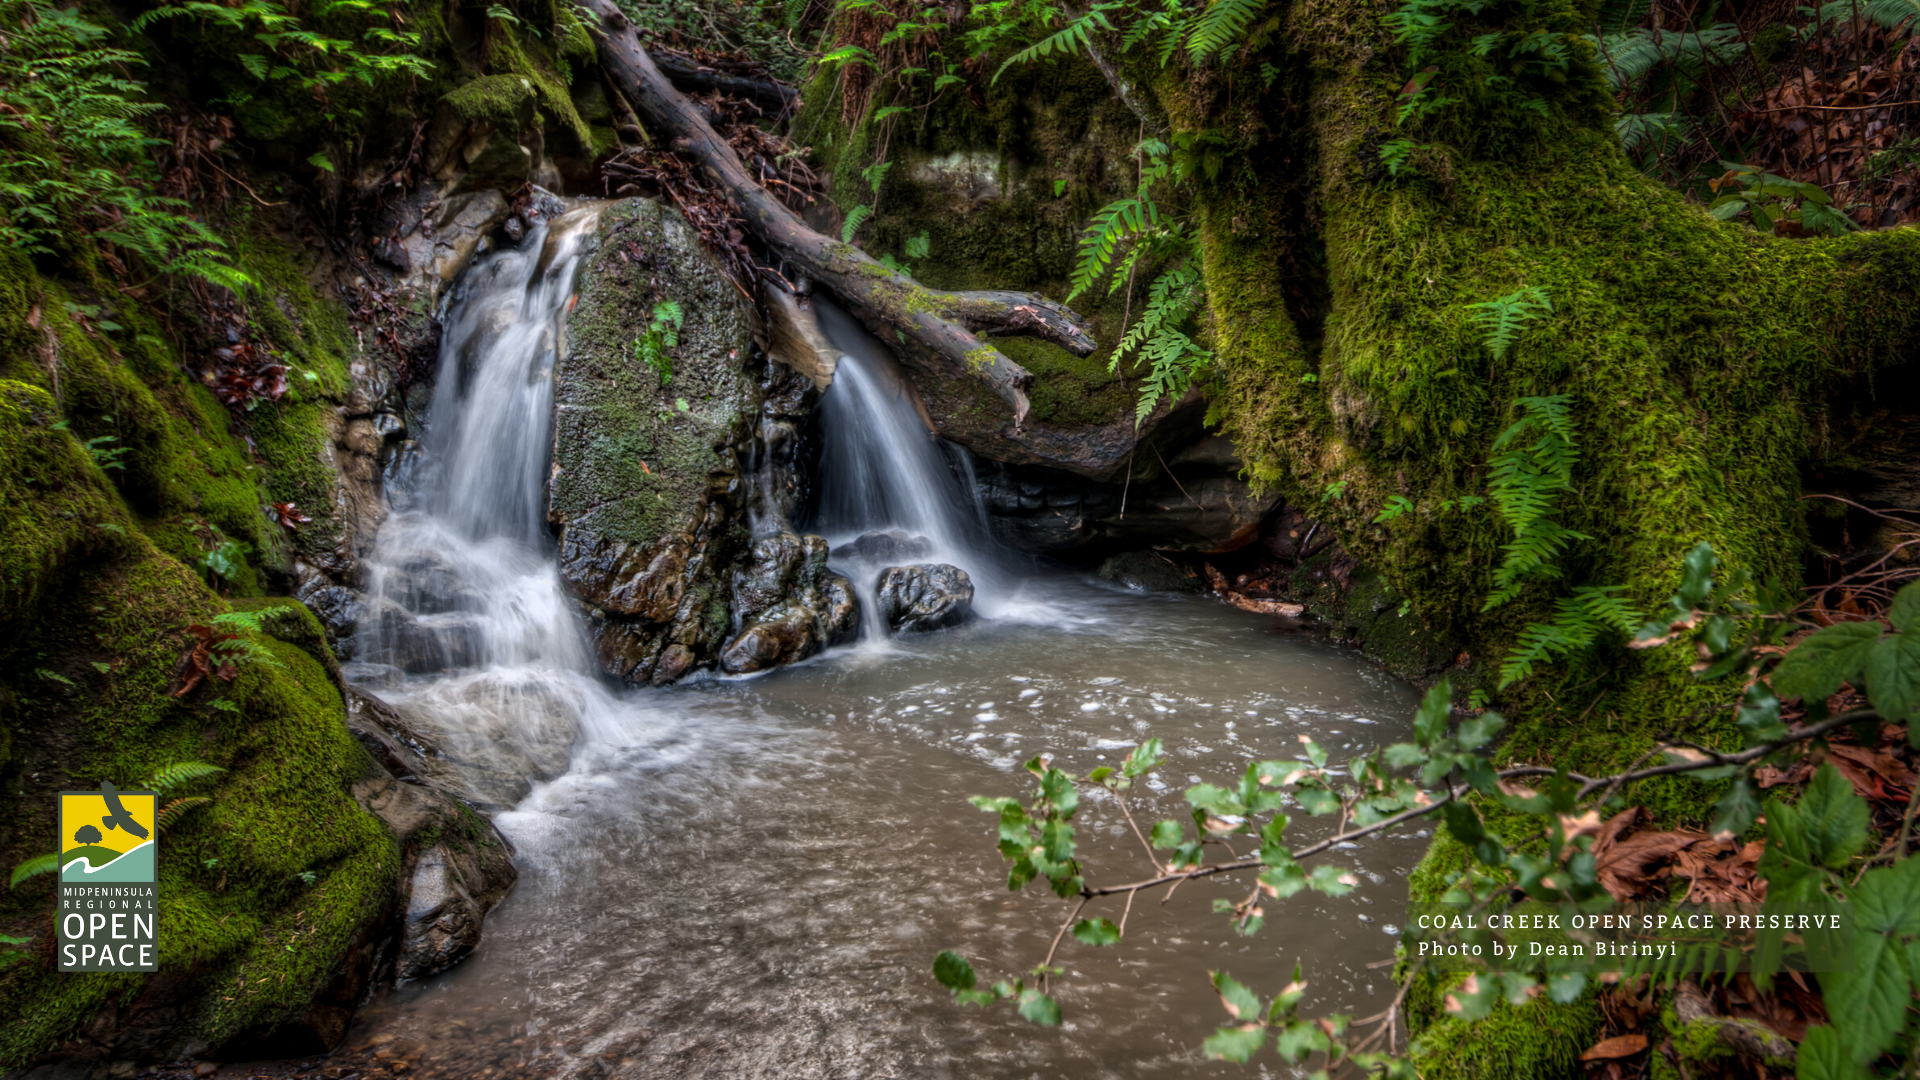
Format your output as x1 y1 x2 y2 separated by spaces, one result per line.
1211 969 1263 1020
1795 1025 1867 1080
1801 763 1871 869
1186 783 1245 817
1889 582 1920 634
1087 766 1115 784
1202 1024 1266 1061
1150 820 1184 848
1414 679 1451 746
1864 632 1920 721
1825 931 1910 1062
933 950 976 991
1274 1019 1331 1061
1771 621 1882 702
1850 859 1920 936
1296 787 1339 816
1072 918 1122 945
1456 711 1505 751
1307 863 1357 896
1255 759 1309 785
1709 775 1761 838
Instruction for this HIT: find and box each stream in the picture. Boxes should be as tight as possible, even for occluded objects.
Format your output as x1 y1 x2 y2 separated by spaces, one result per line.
331 208 1429 1079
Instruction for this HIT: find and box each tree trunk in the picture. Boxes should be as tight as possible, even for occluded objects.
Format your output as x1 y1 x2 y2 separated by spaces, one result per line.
578 0 1100 426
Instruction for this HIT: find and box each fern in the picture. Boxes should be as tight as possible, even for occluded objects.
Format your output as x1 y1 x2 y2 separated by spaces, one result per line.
1184 0 1265 62
157 796 214 831
841 203 872 243
142 760 226 793
635 300 683 383
1483 395 1588 610
209 605 294 636
992 2 1120 82
1466 286 1554 361
1068 196 1161 300
9 853 56 890
1498 585 1643 687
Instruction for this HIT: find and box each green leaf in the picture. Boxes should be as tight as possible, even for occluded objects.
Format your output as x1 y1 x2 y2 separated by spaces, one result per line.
10 853 57 889
1889 581 1920 634
1414 679 1452 746
1307 863 1358 895
1456 711 1505 750
1676 540 1717 607
1708 775 1761 838
840 204 872 243
933 950 976 991
307 152 334 172
1770 621 1883 702
1211 970 1263 1020
1150 820 1184 848
1850 860 1920 936
1296 787 1339 816
1546 971 1587 1003
1202 1025 1266 1061
1825 931 1911 1062
1186 783 1245 817
1016 989 1061 1026
1072 918 1122 945
1087 766 1115 784
1795 1025 1868 1080
1800 763 1871 869
1864 632 1920 721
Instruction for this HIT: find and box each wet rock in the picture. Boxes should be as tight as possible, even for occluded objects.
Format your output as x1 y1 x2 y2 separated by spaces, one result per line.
974 449 1282 555
346 699 517 982
1097 550 1203 593
354 679 576 811
874 564 975 633
549 198 826 684
720 533 860 674
830 530 933 563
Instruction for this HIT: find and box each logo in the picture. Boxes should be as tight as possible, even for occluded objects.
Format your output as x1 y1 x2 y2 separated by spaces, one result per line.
58 783 158 971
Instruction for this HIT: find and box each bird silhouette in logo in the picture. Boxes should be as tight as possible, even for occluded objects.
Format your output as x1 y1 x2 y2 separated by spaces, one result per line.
98 781 149 840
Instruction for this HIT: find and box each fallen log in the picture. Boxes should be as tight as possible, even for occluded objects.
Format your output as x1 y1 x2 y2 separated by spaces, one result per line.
651 49 797 117
578 0 1098 424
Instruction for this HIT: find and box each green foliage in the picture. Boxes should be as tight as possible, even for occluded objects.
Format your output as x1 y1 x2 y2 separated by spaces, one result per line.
1482 395 1586 611
1182 0 1265 63
840 203 872 243
198 539 254 586
1497 585 1641 688
0 0 248 288
634 300 684 384
991 2 1120 82
132 0 434 127
1465 287 1554 362
1706 163 1858 238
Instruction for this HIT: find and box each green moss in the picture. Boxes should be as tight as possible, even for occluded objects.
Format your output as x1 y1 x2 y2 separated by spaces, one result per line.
0 387 397 1064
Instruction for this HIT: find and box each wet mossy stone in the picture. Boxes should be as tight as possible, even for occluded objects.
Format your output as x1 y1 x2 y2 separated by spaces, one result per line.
874 564 976 633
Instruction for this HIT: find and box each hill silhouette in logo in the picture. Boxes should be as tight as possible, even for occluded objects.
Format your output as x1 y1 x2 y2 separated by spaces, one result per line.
60 840 154 883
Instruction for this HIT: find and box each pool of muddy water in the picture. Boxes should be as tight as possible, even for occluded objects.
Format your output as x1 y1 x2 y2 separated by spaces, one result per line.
322 574 1430 1080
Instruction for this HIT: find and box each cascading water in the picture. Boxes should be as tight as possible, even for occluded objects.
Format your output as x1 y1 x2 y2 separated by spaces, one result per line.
349 204 636 809
806 297 1017 627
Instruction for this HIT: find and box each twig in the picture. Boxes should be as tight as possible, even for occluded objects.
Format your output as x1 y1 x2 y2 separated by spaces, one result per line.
1040 894 1093 992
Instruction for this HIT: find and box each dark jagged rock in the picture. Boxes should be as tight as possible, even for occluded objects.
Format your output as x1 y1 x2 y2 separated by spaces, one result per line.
721 533 859 674
830 530 934 563
874 564 975 633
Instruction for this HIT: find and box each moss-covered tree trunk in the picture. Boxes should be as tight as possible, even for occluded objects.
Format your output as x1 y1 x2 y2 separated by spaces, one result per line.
1105 0 1920 778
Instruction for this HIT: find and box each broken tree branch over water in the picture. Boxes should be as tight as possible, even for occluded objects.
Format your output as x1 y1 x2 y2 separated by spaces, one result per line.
579 0 1098 424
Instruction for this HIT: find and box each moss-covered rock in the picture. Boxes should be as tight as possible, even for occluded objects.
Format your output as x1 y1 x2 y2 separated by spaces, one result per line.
550 198 842 683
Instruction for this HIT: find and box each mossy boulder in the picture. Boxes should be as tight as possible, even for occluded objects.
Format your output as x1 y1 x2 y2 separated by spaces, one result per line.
550 198 842 683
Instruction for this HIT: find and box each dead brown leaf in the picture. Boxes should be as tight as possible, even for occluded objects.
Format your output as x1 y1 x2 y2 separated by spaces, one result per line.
1579 1034 1649 1061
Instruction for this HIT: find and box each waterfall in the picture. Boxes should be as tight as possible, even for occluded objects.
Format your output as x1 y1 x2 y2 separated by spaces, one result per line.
807 296 1012 624
348 205 629 805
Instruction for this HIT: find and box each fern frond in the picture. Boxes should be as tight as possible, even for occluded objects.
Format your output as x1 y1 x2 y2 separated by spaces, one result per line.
1465 286 1553 360
1068 195 1159 300
993 3 1120 83
10 853 57 889
840 204 872 244
142 760 226 793
1184 0 1265 62
158 796 214 831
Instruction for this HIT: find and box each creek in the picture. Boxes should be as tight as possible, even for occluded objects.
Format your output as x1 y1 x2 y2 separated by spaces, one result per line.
335 209 1429 1079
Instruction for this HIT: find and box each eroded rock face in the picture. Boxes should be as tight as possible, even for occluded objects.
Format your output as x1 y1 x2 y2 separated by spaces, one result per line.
875 564 975 633
549 198 832 683
831 530 933 563
721 533 859 673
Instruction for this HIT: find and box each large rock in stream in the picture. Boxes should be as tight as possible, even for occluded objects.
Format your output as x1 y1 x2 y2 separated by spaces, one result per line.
874 564 976 633
549 198 847 683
